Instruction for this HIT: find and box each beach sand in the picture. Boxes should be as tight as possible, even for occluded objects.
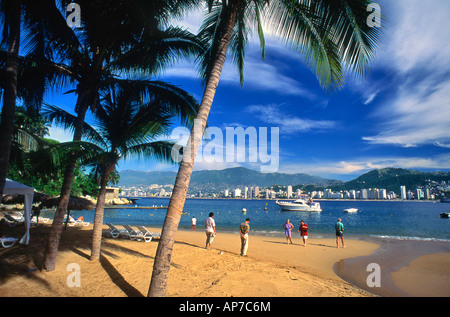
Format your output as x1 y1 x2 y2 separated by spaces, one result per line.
0 223 448 297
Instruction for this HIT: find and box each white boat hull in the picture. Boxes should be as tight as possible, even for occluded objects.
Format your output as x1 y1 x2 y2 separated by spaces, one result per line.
344 208 358 213
276 200 322 212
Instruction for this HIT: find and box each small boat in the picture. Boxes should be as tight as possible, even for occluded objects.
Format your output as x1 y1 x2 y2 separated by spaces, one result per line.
276 199 322 212
440 213 450 218
344 208 358 213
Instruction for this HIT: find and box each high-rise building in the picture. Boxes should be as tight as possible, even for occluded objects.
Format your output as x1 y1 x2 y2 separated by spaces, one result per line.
400 186 407 200
287 185 293 198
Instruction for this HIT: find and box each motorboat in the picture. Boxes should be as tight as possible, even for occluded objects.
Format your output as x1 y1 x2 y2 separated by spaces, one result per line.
440 213 450 218
344 208 358 213
276 199 322 212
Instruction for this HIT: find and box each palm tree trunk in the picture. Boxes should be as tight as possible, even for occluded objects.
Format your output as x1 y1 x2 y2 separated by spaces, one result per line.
0 0 20 197
147 7 238 297
43 103 88 271
90 163 114 261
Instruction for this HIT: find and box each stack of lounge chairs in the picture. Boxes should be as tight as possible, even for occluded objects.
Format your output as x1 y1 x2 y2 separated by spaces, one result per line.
104 223 160 242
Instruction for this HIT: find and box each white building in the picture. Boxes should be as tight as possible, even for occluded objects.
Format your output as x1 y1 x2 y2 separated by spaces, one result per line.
287 185 293 198
400 186 407 200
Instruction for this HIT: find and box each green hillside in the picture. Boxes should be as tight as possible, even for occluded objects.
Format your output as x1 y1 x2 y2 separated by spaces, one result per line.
332 168 450 192
118 167 340 187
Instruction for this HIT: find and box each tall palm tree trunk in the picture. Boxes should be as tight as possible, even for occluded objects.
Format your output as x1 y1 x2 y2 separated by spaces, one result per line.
147 7 238 297
43 103 88 271
0 0 20 197
90 163 115 261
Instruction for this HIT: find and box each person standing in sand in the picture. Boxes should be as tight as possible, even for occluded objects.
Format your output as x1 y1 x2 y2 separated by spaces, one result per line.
282 219 294 244
205 213 216 250
191 216 197 230
335 218 345 248
239 218 250 256
298 220 309 246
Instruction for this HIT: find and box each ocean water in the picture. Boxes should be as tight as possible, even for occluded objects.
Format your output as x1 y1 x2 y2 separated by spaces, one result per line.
50 198 450 242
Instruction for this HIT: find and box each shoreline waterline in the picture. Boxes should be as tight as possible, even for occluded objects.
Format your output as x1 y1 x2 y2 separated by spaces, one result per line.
332 235 450 297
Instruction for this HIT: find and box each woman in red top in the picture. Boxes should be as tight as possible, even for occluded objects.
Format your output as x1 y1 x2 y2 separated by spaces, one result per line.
298 220 309 247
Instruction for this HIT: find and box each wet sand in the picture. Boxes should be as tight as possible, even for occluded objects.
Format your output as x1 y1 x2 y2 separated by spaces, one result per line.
334 237 450 297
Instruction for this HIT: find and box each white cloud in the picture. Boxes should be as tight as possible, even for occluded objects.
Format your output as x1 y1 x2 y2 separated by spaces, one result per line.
363 90 380 105
362 0 450 148
377 0 450 75
363 74 450 147
245 103 337 134
278 153 450 179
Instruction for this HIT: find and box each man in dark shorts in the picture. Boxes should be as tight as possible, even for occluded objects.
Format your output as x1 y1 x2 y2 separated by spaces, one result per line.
335 218 345 248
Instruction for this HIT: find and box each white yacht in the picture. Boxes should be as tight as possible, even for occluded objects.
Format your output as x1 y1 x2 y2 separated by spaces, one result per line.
276 199 322 212
343 208 358 213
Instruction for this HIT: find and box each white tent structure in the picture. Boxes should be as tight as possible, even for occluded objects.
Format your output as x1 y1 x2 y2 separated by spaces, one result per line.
2 178 34 245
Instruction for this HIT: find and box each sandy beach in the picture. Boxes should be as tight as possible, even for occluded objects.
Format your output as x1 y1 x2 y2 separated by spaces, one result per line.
0 223 449 297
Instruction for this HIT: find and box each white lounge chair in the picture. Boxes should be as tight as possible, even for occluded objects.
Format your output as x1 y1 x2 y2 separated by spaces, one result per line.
12 212 25 222
136 226 160 242
1 237 18 248
104 223 129 239
123 225 140 240
31 215 49 223
3 213 23 226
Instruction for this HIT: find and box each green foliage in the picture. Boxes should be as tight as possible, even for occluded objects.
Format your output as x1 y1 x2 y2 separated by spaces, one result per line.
7 162 99 197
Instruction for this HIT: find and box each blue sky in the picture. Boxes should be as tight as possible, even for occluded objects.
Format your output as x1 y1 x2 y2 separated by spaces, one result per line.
48 0 450 181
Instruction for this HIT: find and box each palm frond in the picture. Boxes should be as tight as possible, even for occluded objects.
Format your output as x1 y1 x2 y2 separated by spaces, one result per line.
109 26 205 77
122 140 177 165
265 0 383 90
41 103 108 149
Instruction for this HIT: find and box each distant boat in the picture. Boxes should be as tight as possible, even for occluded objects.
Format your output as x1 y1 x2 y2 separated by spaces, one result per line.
440 213 450 218
344 208 358 213
441 198 450 203
276 199 322 212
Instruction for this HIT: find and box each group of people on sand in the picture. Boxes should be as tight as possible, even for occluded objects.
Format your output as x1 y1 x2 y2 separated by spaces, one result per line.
199 212 250 256
283 218 345 248
191 213 346 256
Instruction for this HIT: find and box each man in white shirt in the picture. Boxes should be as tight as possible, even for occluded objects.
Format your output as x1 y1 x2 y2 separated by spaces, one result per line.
191 216 197 230
205 212 216 250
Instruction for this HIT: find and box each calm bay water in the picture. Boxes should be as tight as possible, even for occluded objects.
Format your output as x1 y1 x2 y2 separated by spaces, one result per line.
51 198 450 242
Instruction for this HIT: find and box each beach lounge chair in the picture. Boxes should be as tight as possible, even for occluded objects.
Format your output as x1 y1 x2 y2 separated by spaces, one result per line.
1 237 18 248
136 226 160 242
3 213 24 226
123 225 140 240
31 215 50 224
12 212 25 222
104 223 129 239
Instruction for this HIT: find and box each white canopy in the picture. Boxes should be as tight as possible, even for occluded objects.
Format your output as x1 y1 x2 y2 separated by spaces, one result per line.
2 178 34 245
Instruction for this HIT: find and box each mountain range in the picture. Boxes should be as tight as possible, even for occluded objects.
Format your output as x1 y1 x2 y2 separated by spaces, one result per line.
118 167 450 193
118 167 340 188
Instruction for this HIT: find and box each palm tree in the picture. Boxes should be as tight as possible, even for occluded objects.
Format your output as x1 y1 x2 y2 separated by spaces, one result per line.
0 0 67 196
40 0 204 271
43 79 198 261
0 0 21 197
148 0 382 296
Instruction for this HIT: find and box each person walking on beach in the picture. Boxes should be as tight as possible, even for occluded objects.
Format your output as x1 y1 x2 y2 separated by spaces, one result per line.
282 219 294 244
335 218 345 248
298 220 309 246
205 213 216 250
239 218 250 256
191 216 197 231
